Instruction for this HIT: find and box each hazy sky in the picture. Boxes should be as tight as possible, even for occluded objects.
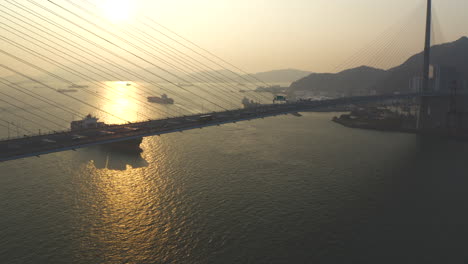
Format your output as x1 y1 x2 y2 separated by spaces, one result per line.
132 0 468 73
1 0 467 76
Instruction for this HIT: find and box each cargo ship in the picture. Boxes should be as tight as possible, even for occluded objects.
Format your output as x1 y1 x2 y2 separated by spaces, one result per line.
71 114 143 152
147 94 174 104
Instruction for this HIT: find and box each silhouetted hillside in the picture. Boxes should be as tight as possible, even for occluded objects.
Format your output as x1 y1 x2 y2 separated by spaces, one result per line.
188 69 312 83
241 69 312 83
290 66 386 97
378 36 468 94
290 37 468 96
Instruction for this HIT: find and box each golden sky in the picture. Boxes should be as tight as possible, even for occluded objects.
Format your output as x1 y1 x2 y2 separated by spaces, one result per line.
1 0 467 76
136 0 468 73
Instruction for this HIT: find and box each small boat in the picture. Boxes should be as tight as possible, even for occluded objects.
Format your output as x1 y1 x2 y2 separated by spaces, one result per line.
147 94 174 104
68 84 89 89
57 89 78 93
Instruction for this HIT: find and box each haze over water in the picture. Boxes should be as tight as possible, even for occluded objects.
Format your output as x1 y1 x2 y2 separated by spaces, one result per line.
1 111 468 263
2 0 468 263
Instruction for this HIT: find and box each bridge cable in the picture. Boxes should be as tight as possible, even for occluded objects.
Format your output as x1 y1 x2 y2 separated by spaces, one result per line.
34 0 230 112
0 63 130 124
333 1 424 72
0 37 158 123
0 84 71 127
2 1 218 116
77 0 272 102
67 0 266 105
0 118 34 135
0 4 197 117
144 17 272 87
0 101 56 132
0 78 87 118
5 0 224 115
0 26 179 121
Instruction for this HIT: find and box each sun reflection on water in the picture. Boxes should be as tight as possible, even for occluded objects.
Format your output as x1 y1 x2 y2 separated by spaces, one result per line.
100 81 141 124
73 136 182 263
93 168 157 262
98 81 171 125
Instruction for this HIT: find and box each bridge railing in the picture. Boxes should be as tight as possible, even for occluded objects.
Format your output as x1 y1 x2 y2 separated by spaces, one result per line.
0 129 71 142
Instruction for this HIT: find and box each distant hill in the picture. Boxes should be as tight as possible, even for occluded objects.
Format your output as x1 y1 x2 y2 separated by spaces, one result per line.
290 66 387 97
377 36 468 94
290 37 468 97
186 69 312 84
241 69 312 83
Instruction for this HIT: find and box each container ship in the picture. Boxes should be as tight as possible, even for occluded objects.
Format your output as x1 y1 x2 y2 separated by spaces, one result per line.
71 114 143 152
147 94 174 104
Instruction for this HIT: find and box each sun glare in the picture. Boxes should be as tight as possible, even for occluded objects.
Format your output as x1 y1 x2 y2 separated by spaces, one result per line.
99 0 136 23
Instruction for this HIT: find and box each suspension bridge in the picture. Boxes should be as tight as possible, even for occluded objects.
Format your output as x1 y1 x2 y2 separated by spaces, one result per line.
0 0 452 162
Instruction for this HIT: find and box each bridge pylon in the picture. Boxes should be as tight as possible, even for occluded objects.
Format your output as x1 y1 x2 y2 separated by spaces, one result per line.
417 0 432 130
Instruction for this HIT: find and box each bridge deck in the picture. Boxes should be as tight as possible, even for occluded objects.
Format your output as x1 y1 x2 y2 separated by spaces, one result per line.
0 93 421 162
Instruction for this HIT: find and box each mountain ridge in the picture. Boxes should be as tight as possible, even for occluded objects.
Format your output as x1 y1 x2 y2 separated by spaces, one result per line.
290 36 468 97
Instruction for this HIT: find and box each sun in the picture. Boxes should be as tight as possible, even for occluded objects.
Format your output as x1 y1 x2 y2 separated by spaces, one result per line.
98 0 136 23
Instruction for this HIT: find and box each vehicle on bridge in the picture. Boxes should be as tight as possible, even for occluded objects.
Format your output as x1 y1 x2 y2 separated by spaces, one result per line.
199 115 214 122
72 134 87 141
41 139 57 144
98 130 116 136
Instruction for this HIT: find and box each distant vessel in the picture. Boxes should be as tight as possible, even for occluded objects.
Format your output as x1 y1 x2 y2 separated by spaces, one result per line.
71 114 143 152
71 114 106 130
57 89 78 93
147 94 174 104
68 84 89 89
126 83 132 86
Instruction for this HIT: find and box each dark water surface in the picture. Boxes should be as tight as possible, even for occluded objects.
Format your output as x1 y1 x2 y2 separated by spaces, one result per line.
1 112 468 263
